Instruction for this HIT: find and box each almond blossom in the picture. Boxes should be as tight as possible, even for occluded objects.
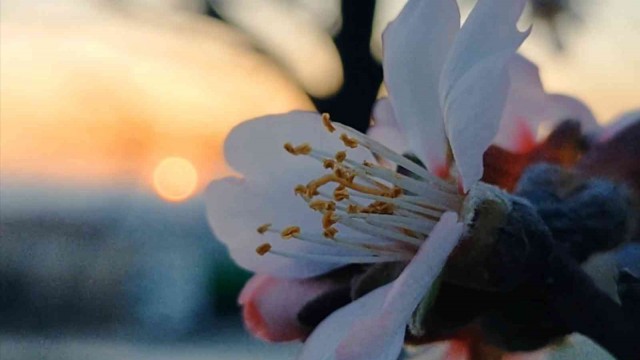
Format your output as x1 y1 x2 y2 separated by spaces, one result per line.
205 0 599 359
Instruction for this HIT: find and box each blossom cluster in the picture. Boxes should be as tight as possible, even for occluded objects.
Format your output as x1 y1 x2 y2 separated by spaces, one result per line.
205 0 639 359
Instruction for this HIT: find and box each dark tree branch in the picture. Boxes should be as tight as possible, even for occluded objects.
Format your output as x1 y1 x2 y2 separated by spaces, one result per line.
311 0 382 132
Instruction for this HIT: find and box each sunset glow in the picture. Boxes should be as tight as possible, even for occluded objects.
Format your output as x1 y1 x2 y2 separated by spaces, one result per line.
152 157 198 202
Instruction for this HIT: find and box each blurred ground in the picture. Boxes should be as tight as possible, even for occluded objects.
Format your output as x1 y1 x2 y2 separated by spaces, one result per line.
0 322 300 360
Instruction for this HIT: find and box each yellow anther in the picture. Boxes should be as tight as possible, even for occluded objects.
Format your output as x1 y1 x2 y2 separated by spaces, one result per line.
284 142 312 155
402 228 418 238
295 143 312 155
281 226 301 239
333 168 355 183
371 201 394 214
334 187 350 201
323 227 338 239
347 204 361 213
284 142 296 155
322 211 337 229
340 133 359 148
256 223 272 234
323 159 336 169
326 201 336 211
308 187 320 197
322 113 336 133
294 184 308 197
390 187 404 198
335 151 347 163
309 200 329 211
256 243 272 256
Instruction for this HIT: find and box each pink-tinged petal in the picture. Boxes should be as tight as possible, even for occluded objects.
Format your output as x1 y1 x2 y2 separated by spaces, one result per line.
496 55 598 152
206 112 379 278
444 340 470 360
382 0 460 173
444 51 514 192
239 274 336 342
599 109 640 141
367 98 408 157
298 283 393 360
495 55 551 152
335 212 464 360
543 94 599 133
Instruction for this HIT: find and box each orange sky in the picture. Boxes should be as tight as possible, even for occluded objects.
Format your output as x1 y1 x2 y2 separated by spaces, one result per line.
1 0 638 201
0 1 313 198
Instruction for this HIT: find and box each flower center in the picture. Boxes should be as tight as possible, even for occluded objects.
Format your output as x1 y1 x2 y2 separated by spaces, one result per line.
255 114 464 263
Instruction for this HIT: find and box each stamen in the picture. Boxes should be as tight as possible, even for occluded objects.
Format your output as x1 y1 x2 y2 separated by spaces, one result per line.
257 223 272 234
349 192 444 218
323 159 336 169
309 199 336 212
346 213 436 234
321 113 336 133
340 133 359 148
273 119 470 265
267 248 412 264
256 243 272 256
281 226 301 239
323 227 338 239
330 214 423 246
294 184 308 197
334 186 350 201
322 211 337 228
284 142 312 155
332 122 457 192
284 142 296 155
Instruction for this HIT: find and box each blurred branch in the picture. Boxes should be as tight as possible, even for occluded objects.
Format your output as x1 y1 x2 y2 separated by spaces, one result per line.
311 0 382 132
204 1 223 20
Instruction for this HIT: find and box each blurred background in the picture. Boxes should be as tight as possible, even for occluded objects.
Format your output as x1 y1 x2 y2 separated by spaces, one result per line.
1 0 638 359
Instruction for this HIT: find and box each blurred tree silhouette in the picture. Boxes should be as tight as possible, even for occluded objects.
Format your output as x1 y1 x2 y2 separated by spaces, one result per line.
205 0 381 132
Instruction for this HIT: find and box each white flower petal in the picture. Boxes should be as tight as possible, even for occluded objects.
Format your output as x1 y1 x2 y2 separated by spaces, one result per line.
224 111 373 182
206 177 351 278
331 212 463 360
599 109 640 141
298 283 394 360
381 211 464 319
439 0 530 103
382 0 460 174
496 55 598 152
368 98 408 157
335 316 405 360
444 51 514 191
439 0 529 190
206 112 378 278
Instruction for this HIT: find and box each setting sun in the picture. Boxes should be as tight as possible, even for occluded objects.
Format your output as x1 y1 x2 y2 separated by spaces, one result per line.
152 157 198 202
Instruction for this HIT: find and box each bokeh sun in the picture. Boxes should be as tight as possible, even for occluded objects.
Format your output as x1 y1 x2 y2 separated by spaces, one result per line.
152 157 198 202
